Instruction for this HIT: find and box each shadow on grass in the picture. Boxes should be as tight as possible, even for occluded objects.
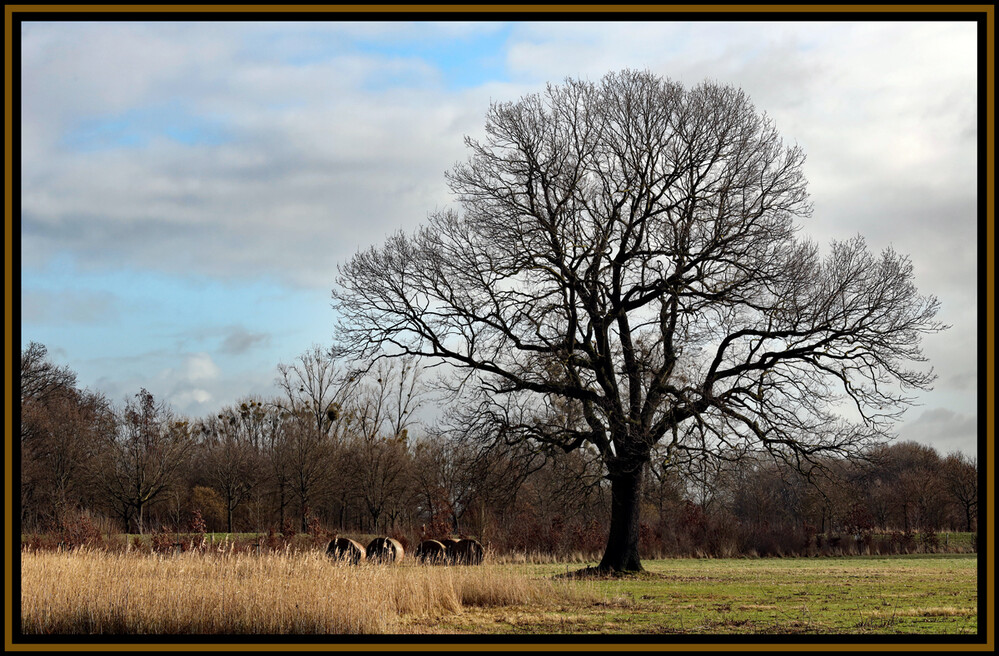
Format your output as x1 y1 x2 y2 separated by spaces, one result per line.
554 566 665 581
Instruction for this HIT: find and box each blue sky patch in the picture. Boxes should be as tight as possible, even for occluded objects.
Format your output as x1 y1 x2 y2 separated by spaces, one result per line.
243 22 513 91
61 103 231 151
353 24 513 90
21 255 337 394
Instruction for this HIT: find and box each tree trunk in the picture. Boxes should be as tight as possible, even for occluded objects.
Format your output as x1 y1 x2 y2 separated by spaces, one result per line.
278 482 286 529
597 462 646 572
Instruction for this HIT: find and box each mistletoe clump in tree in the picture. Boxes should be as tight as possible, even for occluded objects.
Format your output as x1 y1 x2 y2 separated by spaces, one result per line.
333 70 945 572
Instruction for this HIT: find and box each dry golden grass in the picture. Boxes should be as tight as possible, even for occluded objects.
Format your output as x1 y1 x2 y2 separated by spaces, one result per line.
20 547 596 635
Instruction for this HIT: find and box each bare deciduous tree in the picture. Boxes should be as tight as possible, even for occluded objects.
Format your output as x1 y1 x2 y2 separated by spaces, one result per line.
20 342 77 408
277 344 357 439
97 389 193 534
19 343 113 527
199 397 270 533
276 345 358 531
413 419 546 540
942 452 977 533
333 70 946 571
349 358 425 532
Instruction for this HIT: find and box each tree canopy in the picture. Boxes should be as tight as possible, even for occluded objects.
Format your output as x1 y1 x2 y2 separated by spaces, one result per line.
332 70 946 571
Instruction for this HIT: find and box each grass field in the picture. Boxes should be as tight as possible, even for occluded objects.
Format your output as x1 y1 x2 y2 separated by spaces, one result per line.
411 554 978 635
19 549 977 636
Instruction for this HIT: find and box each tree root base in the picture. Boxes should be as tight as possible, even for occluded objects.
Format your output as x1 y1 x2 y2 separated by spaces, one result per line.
555 565 653 580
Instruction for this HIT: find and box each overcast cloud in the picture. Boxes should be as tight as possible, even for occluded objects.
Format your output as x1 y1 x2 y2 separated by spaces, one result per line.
18 17 982 456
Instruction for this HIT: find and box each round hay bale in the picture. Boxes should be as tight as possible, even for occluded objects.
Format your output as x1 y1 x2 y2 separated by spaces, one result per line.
326 537 365 565
452 538 484 565
365 537 405 564
439 538 460 563
414 539 448 564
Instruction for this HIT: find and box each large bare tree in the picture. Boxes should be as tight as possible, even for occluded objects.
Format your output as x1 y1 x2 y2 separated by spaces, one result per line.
332 70 945 571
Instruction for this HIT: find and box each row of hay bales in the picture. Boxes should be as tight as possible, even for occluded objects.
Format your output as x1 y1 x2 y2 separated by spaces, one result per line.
414 538 483 565
326 536 483 566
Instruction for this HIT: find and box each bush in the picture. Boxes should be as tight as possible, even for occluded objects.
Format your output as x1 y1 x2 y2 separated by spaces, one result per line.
151 527 178 553
265 526 286 550
919 527 940 551
188 487 226 531
281 519 297 539
306 514 333 546
130 535 151 554
885 529 916 554
55 512 105 550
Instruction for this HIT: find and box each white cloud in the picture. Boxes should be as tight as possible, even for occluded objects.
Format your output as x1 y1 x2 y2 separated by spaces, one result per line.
174 388 213 406
21 20 978 288
899 407 978 457
183 353 221 382
18 19 982 443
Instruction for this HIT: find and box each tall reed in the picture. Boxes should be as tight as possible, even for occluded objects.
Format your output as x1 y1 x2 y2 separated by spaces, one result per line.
21 547 594 634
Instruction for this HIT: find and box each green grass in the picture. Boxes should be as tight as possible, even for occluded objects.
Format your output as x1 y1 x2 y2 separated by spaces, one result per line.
931 532 977 550
403 554 978 635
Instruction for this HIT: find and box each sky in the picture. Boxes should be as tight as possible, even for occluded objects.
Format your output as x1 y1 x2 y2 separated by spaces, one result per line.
16 16 983 457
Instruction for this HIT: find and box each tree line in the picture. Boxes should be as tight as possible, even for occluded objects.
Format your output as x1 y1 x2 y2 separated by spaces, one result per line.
19 341 976 557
